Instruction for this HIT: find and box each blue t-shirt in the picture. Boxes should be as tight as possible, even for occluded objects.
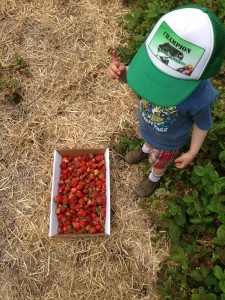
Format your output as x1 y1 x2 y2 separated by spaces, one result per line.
138 79 218 150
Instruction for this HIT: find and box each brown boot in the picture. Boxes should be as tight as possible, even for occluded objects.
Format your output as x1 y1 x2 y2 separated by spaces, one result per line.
135 177 162 197
124 148 148 164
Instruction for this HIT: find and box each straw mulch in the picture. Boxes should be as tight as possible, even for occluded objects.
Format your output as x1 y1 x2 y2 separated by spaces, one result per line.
0 1 169 299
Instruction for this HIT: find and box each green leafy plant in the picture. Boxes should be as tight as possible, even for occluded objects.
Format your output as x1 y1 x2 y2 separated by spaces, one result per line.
109 121 143 156
152 160 225 298
0 54 32 105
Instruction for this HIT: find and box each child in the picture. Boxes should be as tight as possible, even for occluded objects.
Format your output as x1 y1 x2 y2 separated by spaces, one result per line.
107 5 225 197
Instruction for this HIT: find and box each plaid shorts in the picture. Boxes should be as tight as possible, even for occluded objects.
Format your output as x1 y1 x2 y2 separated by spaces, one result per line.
135 128 179 169
145 143 179 169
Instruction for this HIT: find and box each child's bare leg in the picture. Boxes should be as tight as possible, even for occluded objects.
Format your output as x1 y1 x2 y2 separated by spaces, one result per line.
150 167 166 179
152 167 166 175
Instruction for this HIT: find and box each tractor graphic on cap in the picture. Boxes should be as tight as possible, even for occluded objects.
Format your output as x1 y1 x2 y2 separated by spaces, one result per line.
157 42 184 64
156 43 193 75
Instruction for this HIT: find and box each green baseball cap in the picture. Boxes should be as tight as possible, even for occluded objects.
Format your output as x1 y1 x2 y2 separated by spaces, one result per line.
127 6 225 107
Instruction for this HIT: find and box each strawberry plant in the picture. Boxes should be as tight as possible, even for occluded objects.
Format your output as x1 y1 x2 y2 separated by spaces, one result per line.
54 154 107 234
110 121 143 156
0 54 31 105
149 160 225 299
201 109 225 172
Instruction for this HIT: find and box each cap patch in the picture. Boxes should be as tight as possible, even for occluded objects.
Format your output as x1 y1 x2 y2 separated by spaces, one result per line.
148 21 206 77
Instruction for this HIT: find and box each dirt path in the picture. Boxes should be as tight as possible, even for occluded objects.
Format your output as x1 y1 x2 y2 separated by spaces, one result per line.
0 1 168 299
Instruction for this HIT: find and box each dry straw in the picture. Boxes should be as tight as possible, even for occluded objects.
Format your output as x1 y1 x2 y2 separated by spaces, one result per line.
0 0 169 299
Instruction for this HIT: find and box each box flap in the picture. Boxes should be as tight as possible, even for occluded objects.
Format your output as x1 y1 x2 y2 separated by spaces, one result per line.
105 148 110 235
49 150 62 237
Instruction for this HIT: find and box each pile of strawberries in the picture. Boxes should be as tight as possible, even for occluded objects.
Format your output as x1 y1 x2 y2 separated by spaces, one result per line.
55 153 106 234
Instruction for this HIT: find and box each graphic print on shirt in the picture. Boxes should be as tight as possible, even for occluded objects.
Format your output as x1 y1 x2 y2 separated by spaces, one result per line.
140 99 178 133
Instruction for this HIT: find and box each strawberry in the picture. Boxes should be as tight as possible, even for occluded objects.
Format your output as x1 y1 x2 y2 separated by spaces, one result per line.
95 181 102 187
79 220 87 227
94 169 99 176
98 174 105 181
90 181 96 188
76 203 82 210
76 184 84 191
77 209 84 216
83 204 89 210
60 162 67 169
83 188 88 195
77 156 83 162
64 184 71 193
65 211 72 218
87 199 92 206
58 228 64 234
62 170 68 176
68 193 75 202
73 224 80 231
97 198 105 206
91 213 97 219
99 226 104 233
76 191 83 198
100 166 106 173
62 195 69 203
58 186 65 194
60 174 67 181
56 207 61 214
54 195 62 203
70 179 78 186
64 220 71 227
95 224 103 232
62 157 69 164
89 173 95 180
85 224 91 232
95 154 104 162
71 187 77 194
90 227 97 234
91 206 97 213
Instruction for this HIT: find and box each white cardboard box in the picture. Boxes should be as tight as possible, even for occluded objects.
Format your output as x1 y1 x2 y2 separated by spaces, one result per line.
49 148 110 237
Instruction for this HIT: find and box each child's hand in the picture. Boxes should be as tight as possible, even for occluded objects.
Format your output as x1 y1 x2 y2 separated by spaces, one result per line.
106 50 126 80
175 152 195 169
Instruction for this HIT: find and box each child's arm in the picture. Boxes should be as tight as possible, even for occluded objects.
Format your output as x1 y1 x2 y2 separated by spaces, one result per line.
107 50 127 83
175 124 208 169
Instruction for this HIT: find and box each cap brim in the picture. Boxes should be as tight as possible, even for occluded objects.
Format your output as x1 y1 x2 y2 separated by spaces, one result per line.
127 43 201 107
